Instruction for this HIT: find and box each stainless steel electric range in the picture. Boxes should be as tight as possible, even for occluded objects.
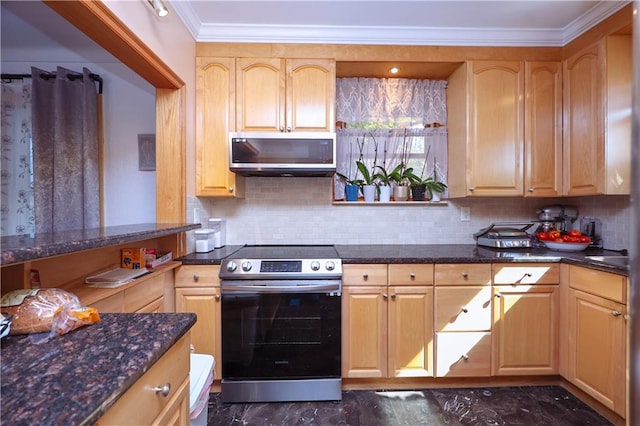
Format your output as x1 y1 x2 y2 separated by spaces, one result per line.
218 245 342 403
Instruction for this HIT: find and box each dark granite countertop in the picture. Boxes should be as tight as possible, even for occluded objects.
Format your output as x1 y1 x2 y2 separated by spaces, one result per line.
0 312 196 426
177 244 628 275
1 223 200 266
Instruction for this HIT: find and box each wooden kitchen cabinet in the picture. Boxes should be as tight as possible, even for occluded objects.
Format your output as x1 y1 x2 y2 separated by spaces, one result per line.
342 264 434 378
524 61 563 197
195 57 244 198
447 61 524 197
566 265 627 416
563 34 632 196
96 333 190 425
491 263 559 376
434 264 492 377
175 265 222 381
236 58 335 132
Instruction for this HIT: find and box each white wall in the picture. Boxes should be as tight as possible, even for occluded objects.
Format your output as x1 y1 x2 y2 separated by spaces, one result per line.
189 178 631 252
1 2 157 226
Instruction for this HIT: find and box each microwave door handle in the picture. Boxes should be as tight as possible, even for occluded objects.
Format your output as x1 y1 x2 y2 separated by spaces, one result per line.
222 283 341 293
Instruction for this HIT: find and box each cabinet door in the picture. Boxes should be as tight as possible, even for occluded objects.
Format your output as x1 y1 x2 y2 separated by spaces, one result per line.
563 43 604 196
151 378 189 426
492 285 558 375
342 285 387 378
175 287 222 380
286 59 335 132
196 57 244 197
237 58 285 132
388 286 433 377
568 289 626 416
524 61 562 197
467 61 524 196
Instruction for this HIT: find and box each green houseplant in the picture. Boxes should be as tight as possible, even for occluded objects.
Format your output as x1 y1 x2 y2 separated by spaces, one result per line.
389 163 414 201
356 160 377 202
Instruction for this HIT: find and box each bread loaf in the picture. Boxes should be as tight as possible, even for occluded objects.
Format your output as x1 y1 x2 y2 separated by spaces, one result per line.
1 288 81 335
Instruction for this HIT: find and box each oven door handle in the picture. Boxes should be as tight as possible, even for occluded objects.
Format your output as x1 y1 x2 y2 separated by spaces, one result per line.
221 281 341 294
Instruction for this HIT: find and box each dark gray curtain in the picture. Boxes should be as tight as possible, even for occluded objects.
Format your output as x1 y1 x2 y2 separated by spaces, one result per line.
31 66 100 233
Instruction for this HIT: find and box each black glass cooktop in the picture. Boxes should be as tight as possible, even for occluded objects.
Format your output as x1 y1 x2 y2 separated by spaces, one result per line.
229 245 339 260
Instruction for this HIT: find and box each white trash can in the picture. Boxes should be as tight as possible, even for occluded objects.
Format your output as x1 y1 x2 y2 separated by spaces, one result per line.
189 354 215 426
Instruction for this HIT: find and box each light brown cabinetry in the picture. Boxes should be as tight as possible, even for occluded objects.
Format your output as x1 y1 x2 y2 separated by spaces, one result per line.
236 58 335 132
492 263 559 376
434 263 492 377
566 265 627 416
195 57 244 198
342 264 434 378
447 61 524 197
96 333 191 425
563 35 632 196
175 265 222 381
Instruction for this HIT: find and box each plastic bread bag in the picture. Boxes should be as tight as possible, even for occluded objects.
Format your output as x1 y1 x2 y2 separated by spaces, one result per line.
0 288 99 342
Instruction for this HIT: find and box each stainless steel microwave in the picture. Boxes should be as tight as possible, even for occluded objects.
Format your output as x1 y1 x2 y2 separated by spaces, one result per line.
229 132 336 177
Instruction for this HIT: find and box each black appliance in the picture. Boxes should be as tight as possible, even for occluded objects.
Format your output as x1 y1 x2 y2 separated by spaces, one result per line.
219 245 342 403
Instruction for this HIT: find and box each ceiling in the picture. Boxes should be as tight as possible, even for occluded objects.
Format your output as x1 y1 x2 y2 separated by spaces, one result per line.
170 0 630 46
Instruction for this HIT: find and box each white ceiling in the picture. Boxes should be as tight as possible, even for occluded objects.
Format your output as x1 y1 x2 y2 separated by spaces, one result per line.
170 0 630 46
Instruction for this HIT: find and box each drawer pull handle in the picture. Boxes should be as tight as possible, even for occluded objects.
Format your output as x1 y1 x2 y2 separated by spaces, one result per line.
461 272 468 278
461 354 469 361
461 307 468 313
193 274 200 282
524 273 532 278
495 293 502 298
383 293 388 300
215 294 221 301
363 274 369 279
612 310 623 317
410 273 416 278
153 383 171 397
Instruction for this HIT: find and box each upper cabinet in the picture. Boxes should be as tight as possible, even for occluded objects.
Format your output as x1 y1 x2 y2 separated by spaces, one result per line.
447 61 525 197
236 58 336 132
563 34 632 196
196 57 245 197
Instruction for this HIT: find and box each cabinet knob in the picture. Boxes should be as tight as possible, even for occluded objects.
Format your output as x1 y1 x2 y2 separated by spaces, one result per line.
528 188 534 193
193 274 199 282
612 310 623 317
461 354 469 361
383 293 388 300
363 274 369 280
410 273 416 279
153 383 171 397
468 188 475 192
215 294 221 301
391 293 396 300
495 293 502 298
287 126 292 132
228 187 234 193
524 273 532 278
461 272 468 278
461 307 468 313
279 126 285 132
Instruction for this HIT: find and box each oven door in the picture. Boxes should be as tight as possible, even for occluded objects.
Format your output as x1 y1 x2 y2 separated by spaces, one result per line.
221 280 341 380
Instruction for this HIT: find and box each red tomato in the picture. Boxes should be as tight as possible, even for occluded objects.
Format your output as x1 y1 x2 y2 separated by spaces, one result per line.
579 235 591 243
537 232 549 241
568 230 582 237
562 234 571 242
568 236 580 243
548 230 561 240
555 238 564 242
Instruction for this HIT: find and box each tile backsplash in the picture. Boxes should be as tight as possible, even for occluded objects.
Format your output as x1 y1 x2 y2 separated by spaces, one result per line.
188 177 630 252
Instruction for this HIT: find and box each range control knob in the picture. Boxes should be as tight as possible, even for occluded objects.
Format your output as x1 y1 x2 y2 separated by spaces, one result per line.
241 261 252 272
325 261 336 271
310 261 321 271
226 261 237 272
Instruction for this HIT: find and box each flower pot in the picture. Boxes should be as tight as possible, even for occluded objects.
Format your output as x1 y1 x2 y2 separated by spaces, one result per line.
362 185 376 202
345 184 359 202
393 185 409 201
430 191 442 202
379 185 391 202
411 184 427 201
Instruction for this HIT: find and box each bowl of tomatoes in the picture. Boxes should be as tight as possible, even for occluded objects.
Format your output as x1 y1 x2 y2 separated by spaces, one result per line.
537 229 591 252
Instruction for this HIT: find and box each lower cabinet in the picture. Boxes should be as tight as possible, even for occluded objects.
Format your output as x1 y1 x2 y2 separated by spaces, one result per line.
342 264 434 378
175 265 222 381
96 333 191 425
566 266 627 417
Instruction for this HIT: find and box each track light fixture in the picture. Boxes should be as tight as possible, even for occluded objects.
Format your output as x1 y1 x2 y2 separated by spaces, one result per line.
147 0 169 17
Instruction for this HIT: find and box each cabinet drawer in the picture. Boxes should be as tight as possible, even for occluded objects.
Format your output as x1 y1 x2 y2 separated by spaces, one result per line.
434 264 492 285
343 264 388 286
492 263 559 284
569 265 626 303
125 274 165 312
435 286 492 331
91 292 124 313
389 264 433 285
175 265 220 287
96 333 190 425
435 332 492 377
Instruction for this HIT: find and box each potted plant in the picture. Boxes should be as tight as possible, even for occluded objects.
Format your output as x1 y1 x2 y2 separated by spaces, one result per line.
425 157 447 201
336 168 362 202
389 163 415 201
356 160 377 202
372 165 394 202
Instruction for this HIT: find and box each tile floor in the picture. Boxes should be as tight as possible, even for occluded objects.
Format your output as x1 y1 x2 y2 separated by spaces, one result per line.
206 385 612 425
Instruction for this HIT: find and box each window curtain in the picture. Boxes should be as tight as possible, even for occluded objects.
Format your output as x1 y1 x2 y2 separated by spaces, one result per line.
1 78 35 236
334 77 448 199
31 66 100 233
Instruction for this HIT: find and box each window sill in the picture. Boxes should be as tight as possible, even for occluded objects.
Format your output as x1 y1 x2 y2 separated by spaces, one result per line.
332 200 449 206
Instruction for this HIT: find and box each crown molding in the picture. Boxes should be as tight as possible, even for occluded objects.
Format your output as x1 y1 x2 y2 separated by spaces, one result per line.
170 1 630 47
